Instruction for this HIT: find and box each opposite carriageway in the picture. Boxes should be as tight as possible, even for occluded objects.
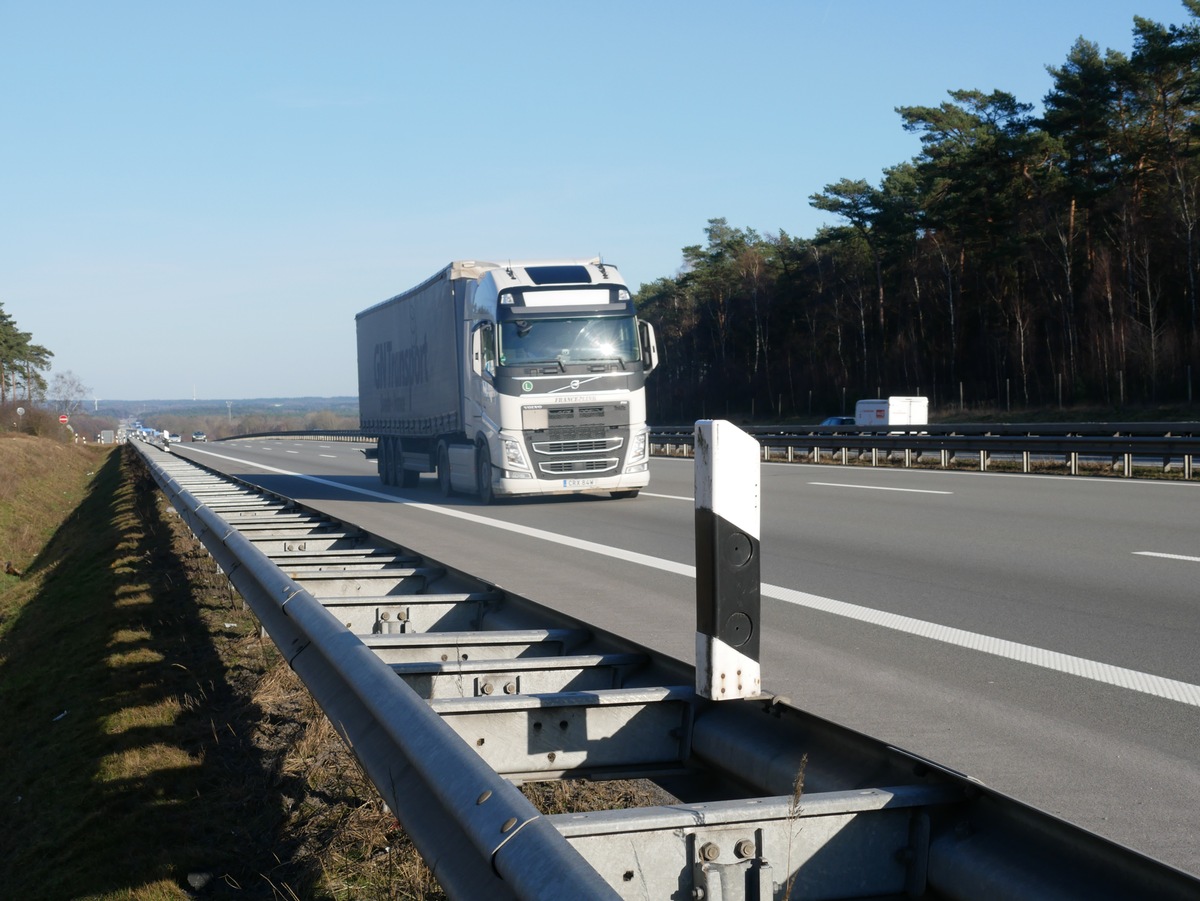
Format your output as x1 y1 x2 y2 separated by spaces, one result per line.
131 437 1200 900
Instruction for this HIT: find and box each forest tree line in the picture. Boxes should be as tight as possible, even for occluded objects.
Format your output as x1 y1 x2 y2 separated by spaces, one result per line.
636 3 1200 423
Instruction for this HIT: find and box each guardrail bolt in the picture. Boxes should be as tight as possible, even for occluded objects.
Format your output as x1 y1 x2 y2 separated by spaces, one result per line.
699 841 721 861
734 838 756 859
501 817 517 834
476 790 492 805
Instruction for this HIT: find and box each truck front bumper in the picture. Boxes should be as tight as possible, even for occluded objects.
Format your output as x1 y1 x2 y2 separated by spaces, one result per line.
494 469 650 498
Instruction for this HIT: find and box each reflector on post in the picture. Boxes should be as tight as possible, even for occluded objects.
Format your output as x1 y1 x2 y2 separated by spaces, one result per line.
694 420 761 700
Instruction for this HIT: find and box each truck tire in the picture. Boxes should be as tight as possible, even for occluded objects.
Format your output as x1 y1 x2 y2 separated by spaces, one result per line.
476 447 494 505
437 443 452 497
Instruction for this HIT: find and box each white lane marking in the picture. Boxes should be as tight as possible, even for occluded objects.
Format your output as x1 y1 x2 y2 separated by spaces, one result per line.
1134 551 1200 564
319 454 337 458
286 450 300 454
764 585 1200 707
809 481 952 495
185 447 1200 708
642 491 693 501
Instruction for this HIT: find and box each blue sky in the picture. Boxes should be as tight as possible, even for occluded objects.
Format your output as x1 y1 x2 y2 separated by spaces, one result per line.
2 1 1192 401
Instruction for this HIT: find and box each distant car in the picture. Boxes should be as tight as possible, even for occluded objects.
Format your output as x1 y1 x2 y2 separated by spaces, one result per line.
819 416 855 427
191 431 207 442
168 433 182 443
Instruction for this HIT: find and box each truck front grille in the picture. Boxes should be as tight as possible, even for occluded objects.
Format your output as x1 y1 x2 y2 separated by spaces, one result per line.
533 437 623 455
523 402 631 477
539 458 619 474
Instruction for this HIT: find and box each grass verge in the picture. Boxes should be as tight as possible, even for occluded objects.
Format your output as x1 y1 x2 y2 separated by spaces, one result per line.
0 440 438 899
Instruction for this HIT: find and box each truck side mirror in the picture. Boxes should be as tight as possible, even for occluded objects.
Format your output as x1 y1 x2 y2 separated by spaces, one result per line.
639 320 658 373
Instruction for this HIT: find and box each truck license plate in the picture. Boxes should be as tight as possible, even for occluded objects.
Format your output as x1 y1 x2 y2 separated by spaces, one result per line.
563 479 596 488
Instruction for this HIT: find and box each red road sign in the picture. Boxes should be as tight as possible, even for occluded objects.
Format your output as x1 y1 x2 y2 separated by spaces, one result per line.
59 414 68 423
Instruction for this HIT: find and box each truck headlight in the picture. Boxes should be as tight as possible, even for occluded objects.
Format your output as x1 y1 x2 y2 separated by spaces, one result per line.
626 429 648 465
502 436 529 470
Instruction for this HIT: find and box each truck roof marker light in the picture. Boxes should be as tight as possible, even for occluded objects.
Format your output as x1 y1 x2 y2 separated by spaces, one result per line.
618 289 631 301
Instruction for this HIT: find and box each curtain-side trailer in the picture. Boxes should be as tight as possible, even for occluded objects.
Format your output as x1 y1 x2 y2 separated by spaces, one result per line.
356 259 658 503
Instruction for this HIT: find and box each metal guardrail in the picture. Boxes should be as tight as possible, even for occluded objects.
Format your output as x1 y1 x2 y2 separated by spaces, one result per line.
650 422 1200 479
129 438 1200 898
218 429 370 443
217 424 1200 479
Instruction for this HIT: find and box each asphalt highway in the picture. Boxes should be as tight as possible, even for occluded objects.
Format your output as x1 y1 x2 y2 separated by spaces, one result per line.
172 438 1200 877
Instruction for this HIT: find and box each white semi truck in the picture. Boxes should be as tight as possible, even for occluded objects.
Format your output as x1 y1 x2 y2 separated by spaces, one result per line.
356 259 658 503
854 395 928 429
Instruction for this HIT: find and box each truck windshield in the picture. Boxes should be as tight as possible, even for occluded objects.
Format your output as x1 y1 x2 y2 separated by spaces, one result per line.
499 316 639 366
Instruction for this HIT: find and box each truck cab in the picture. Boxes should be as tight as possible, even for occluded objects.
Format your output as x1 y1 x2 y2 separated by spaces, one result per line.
458 261 657 500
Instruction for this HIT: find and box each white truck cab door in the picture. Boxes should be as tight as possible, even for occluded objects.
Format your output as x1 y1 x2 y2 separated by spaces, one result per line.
468 321 500 430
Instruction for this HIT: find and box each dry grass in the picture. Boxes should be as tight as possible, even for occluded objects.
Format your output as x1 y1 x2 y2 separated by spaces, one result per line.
0 442 327 898
0 432 104 573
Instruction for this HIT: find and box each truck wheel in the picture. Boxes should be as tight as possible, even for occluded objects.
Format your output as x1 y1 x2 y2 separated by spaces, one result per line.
476 448 494 505
437 443 452 497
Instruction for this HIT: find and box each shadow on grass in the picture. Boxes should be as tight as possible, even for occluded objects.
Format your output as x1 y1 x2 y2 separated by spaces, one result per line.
0 446 324 898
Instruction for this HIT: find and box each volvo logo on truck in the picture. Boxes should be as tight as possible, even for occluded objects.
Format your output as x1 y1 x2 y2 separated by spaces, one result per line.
374 338 429 390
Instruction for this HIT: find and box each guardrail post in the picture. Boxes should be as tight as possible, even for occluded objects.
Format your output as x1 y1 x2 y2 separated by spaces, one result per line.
694 420 762 701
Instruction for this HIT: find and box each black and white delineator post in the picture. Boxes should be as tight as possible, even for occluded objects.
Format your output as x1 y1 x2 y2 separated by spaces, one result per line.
694 420 762 700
